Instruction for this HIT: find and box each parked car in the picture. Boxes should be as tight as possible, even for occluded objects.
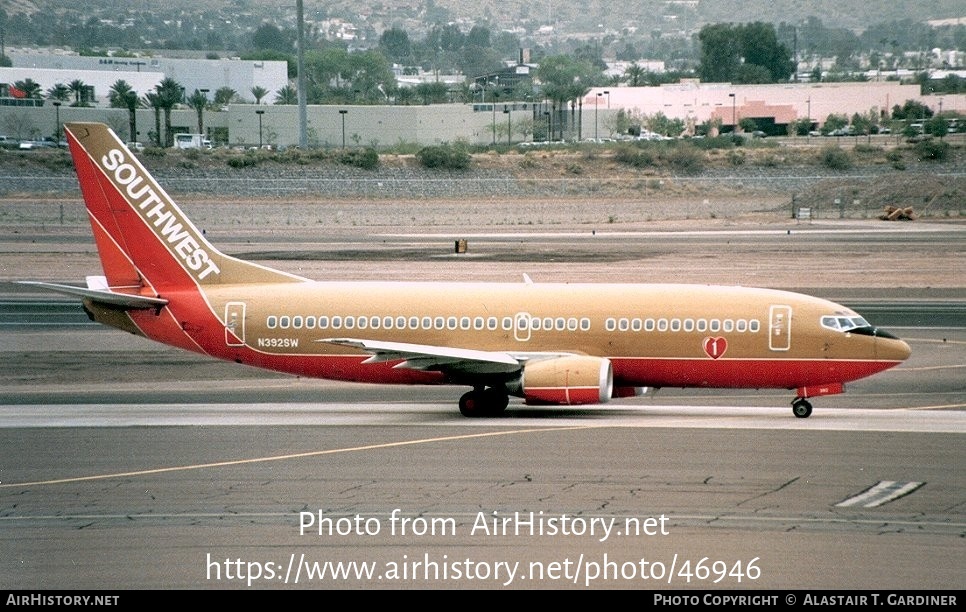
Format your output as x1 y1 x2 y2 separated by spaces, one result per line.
18 140 55 150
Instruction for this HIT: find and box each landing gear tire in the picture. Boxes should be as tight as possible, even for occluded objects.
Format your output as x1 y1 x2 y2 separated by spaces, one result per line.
459 387 509 418
792 398 813 418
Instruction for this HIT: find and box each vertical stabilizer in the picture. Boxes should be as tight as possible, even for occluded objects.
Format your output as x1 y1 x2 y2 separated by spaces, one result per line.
64 122 305 293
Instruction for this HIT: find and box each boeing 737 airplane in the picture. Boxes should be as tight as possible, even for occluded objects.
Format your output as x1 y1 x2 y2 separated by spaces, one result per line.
25 122 911 417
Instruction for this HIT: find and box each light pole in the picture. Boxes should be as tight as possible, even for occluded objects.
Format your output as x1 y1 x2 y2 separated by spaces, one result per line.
256 110 264 148
806 97 811 140
503 107 511 146
199 88 209 137
729 93 736 133
339 109 347 148
52 101 61 143
491 88 496 145
595 92 603 141
127 91 138 145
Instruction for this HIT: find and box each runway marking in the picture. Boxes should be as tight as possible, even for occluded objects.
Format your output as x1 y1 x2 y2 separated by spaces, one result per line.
895 364 966 372
836 481 925 508
3 511 963 534
906 403 966 411
0 426 590 489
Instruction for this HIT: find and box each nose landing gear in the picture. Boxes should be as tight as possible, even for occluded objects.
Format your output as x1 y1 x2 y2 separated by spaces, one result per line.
792 398 813 418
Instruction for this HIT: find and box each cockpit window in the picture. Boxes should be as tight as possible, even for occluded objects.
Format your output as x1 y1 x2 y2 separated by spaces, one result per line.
821 315 870 332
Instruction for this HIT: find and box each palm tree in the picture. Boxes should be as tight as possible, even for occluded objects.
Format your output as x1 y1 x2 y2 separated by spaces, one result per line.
108 80 142 141
144 91 163 147
154 78 183 147
14 78 43 99
108 80 134 108
214 87 237 106
68 79 88 106
250 85 269 105
273 85 297 105
623 62 646 87
45 83 71 102
187 89 209 135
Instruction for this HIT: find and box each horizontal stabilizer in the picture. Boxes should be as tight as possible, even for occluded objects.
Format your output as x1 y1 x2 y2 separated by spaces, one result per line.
19 281 168 309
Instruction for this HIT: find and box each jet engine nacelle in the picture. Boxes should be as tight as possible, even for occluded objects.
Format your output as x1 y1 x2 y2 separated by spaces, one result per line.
512 355 613 405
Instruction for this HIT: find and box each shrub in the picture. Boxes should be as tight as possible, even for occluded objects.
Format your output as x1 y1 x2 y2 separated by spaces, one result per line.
665 145 705 174
689 135 737 150
339 147 379 170
821 146 852 170
415 143 470 169
614 144 654 168
728 150 746 166
914 139 950 161
227 154 258 169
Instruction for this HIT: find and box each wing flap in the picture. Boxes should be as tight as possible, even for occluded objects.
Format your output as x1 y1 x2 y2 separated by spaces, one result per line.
318 338 522 375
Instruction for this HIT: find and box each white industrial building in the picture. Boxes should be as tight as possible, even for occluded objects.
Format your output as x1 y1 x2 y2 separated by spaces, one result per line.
4 51 288 105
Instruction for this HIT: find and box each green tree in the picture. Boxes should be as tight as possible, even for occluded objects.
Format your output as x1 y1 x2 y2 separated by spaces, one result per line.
14 78 42 99
850 111 873 136
698 22 793 83
379 27 412 64
414 82 449 105
108 80 140 142
214 87 238 106
304 48 394 104
45 83 71 102
822 113 849 135
144 91 163 147
274 85 297 105
698 24 741 82
250 86 269 104
891 100 932 121
738 22 794 82
0 8 7 64
623 62 646 87
537 55 598 140
68 79 89 106
187 89 209 135
251 23 293 54
155 78 183 147
108 80 134 108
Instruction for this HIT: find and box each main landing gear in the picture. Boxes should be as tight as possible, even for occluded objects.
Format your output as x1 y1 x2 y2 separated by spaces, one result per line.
459 386 510 418
792 397 813 418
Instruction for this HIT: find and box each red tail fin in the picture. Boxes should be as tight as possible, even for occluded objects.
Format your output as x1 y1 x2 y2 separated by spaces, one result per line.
64 122 304 293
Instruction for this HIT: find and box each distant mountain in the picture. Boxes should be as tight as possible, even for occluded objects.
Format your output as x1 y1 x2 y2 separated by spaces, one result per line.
16 0 965 35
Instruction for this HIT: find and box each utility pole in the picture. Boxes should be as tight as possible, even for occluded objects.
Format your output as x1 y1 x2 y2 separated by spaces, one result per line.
296 0 307 148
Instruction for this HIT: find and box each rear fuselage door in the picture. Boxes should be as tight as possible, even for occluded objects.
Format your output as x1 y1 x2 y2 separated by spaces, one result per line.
225 301 246 346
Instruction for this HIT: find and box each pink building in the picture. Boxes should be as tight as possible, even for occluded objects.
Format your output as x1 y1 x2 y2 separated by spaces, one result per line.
584 81 963 132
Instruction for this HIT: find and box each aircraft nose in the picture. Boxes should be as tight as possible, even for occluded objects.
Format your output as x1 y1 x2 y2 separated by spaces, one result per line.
880 335 912 362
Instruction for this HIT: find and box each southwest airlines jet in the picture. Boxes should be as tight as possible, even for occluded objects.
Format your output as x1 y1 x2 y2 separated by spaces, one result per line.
25 122 911 418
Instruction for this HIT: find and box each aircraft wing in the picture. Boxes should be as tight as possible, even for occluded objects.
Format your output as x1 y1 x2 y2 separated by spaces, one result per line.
19 281 169 310
319 337 524 376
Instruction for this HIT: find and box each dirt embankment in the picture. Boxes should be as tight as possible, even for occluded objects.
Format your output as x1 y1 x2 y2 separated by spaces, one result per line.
1 139 963 222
